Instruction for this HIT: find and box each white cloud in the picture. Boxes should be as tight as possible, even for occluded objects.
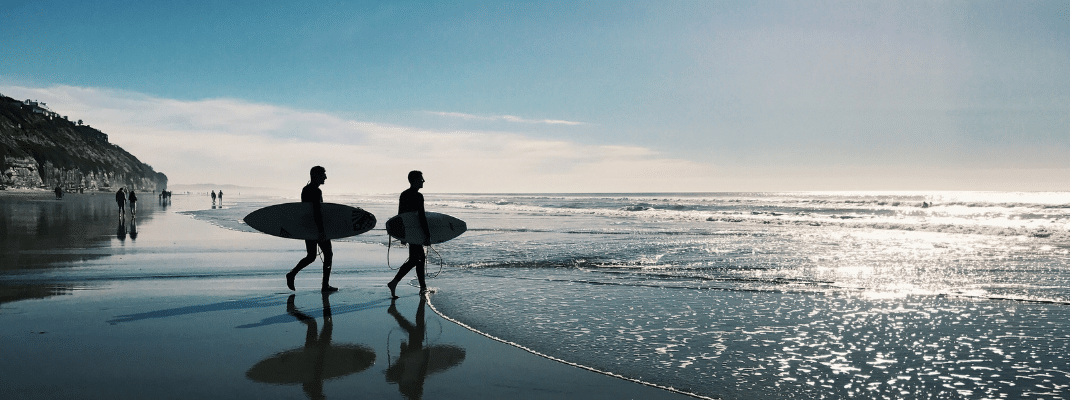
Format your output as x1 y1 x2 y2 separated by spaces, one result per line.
430 111 585 126
427 111 495 121
3 85 716 193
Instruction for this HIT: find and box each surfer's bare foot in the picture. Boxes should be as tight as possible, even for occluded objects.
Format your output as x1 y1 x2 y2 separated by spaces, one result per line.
286 271 296 291
387 281 398 299
321 285 338 293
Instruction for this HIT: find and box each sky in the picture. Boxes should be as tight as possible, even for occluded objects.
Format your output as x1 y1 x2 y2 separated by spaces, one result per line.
2 1 1069 193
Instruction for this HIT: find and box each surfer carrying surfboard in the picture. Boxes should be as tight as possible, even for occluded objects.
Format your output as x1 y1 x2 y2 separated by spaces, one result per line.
286 166 338 292
387 171 431 298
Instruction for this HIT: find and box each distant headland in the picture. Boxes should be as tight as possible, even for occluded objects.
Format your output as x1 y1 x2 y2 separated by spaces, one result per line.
0 93 167 192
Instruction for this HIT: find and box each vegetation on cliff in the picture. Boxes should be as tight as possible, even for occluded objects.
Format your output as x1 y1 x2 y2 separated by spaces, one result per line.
0 93 166 192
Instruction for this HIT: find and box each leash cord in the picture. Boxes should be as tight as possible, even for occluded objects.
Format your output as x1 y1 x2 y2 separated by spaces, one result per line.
387 235 445 278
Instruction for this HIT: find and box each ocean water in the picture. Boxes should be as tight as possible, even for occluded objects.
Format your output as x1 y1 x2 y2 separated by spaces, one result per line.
190 191 1070 399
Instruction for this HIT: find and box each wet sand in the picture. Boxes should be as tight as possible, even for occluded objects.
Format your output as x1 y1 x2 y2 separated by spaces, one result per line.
0 192 694 399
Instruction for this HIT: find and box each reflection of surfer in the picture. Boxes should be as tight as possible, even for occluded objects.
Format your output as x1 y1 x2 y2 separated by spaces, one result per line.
291 294 331 400
246 293 375 400
387 297 429 400
385 297 465 399
387 171 431 298
116 219 127 241
287 166 337 292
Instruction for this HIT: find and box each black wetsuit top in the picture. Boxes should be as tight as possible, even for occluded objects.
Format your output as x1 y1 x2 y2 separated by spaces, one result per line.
115 190 125 205
301 184 323 204
398 188 424 215
301 184 325 239
399 187 430 243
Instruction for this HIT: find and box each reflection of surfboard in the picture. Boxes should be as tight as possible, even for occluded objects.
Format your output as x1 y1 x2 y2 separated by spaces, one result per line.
386 345 466 381
385 212 466 244
244 203 376 240
424 345 466 374
246 344 376 383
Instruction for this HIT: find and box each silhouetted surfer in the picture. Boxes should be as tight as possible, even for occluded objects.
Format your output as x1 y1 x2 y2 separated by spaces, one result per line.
387 171 431 298
286 166 337 292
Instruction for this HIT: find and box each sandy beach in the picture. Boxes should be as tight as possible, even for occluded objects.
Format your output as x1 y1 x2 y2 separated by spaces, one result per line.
0 192 694 400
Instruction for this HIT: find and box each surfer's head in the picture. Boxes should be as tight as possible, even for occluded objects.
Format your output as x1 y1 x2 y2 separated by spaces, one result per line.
310 166 326 185
408 170 424 188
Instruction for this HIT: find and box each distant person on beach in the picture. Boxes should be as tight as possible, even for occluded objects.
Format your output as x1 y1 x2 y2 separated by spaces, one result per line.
54 186 63 199
218 190 223 203
286 166 337 292
211 190 216 203
128 190 138 217
115 188 126 219
387 171 431 299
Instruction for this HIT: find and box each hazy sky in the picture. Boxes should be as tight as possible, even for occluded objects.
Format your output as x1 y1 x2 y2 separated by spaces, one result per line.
2 1 1068 193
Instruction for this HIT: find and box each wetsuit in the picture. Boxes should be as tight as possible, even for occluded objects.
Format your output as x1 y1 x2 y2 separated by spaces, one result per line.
288 183 333 288
391 187 430 290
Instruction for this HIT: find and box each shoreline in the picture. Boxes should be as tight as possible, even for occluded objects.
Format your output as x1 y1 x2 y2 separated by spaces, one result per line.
1 193 695 399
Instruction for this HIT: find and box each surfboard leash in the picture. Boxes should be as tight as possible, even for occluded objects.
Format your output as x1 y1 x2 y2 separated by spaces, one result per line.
387 235 399 270
427 244 445 279
387 236 446 278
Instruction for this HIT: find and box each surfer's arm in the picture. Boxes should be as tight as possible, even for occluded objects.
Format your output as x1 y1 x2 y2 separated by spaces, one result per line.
417 209 430 245
312 201 326 242
416 196 431 245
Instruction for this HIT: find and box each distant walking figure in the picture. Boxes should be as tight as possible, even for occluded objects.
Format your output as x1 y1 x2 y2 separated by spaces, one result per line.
115 187 127 219
388 171 431 298
218 190 223 203
211 190 217 203
54 186 63 199
286 166 337 292
128 190 138 217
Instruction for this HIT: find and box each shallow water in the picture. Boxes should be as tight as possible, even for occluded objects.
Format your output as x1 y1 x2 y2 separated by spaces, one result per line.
0 193 691 400
184 191 1070 399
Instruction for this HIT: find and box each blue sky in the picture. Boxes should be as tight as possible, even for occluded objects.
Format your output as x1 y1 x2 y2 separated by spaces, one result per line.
2 1 1068 193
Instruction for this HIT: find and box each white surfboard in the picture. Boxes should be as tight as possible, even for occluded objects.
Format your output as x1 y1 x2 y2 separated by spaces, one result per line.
243 203 376 240
385 212 466 245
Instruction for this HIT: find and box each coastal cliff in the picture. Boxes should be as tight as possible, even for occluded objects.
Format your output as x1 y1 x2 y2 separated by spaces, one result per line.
0 94 166 192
